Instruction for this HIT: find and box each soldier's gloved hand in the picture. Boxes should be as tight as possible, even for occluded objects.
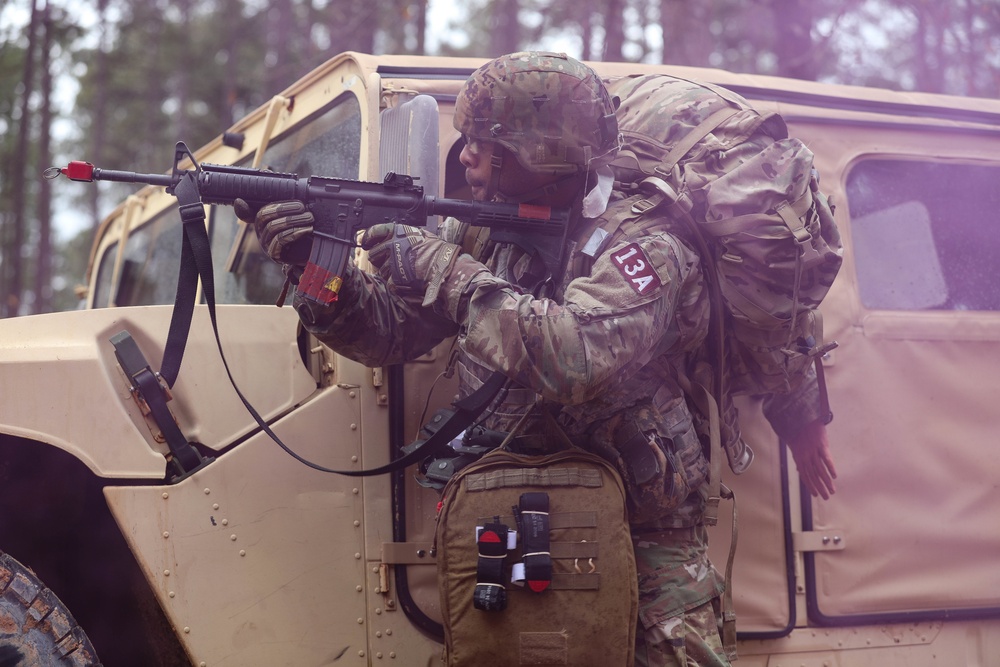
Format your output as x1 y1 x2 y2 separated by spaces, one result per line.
361 223 509 323
361 223 461 291
235 198 314 266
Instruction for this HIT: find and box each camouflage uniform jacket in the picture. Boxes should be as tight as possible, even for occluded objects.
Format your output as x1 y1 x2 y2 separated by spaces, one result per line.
294 190 823 526
297 193 824 631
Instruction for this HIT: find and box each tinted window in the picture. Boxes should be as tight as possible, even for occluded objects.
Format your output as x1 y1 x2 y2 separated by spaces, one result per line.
847 160 1000 311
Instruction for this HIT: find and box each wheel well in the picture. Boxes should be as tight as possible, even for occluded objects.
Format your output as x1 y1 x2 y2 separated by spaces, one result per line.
0 435 188 666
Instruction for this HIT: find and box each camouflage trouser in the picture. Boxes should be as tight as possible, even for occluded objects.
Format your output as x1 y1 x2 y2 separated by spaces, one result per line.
633 600 729 667
632 526 730 667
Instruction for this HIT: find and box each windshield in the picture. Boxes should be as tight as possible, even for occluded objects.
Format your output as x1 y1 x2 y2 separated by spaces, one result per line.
93 92 363 308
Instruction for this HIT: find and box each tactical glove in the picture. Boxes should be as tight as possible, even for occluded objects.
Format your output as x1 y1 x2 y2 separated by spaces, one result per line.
361 223 461 292
235 198 314 266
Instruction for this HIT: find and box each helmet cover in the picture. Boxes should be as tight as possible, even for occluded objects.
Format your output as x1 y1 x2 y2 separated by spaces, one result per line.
454 51 620 175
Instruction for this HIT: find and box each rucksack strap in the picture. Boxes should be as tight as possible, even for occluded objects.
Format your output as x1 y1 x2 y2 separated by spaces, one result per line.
676 373 738 660
611 100 741 183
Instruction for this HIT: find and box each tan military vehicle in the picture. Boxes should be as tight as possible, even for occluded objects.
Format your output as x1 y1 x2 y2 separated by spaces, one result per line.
2 52 999 666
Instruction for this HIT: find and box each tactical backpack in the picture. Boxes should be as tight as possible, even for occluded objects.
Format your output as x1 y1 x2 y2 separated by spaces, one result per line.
590 73 844 474
435 447 638 666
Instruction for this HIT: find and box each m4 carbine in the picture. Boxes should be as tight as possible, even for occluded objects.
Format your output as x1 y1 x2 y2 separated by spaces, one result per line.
47 141 571 304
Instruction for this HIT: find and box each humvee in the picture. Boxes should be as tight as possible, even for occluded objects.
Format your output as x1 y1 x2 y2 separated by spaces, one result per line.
2 51 999 666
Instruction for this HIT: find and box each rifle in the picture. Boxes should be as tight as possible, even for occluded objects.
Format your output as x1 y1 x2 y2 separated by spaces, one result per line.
46 141 571 304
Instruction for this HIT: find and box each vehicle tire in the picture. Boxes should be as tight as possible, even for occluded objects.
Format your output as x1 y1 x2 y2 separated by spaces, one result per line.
0 551 101 666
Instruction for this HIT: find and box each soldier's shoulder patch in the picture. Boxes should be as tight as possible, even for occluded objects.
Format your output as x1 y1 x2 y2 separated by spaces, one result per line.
609 242 662 296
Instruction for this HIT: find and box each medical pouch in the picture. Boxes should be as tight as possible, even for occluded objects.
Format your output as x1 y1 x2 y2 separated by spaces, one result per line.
436 447 637 666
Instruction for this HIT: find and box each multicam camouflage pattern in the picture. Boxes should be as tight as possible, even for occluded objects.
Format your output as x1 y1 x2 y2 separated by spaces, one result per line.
632 526 728 667
300 208 714 529
453 51 620 175
605 73 844 399
634 602 729 667
454 227 716 527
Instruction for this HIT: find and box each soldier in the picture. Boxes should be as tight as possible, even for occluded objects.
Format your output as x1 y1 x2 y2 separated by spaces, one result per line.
243 51 836 666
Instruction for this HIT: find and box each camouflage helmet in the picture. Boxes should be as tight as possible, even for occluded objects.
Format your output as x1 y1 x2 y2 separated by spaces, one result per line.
454 51 620 176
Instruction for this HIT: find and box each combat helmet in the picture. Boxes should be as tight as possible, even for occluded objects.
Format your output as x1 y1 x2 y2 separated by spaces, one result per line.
454 51 620 177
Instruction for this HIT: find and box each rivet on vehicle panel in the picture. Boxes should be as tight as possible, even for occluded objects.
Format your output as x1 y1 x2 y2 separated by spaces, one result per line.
377 652 383 659
213 503 219 510
358 651 365 657
222 519 229 526
355 553 361 559
822 536 830 545
163 532 170 539
351 456 358 462
386 629 392 636
162 492 169 499
373 566 379 573
354 520 361 527
390 652 396 658
833 536 842 545
375 586 381 593
353 488 359 494
349 391 356 398
351 423 357 430
164 570 171 576
375 608 382 615
204 488 211 495
230 534 237 541
357 618 364 624
184 627 191 634
417 550 426 558
169 591 175 598
376 631 382 638
199 663 206 667
357 586 363 592
239 550 246 557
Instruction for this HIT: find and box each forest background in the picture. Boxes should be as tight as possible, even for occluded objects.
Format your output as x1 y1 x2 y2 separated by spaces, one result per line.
1 0 998 315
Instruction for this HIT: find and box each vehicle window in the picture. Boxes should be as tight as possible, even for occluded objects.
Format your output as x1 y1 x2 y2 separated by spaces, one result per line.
113 208 184 307
91 241 117 308
847 160 1000 311
218 92 363 305
259 93 362 176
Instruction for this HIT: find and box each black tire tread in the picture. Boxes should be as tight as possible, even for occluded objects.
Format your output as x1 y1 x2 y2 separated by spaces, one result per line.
0 551 102 667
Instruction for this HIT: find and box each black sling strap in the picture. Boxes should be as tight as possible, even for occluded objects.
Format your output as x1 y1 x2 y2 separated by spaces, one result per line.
158 166 211 388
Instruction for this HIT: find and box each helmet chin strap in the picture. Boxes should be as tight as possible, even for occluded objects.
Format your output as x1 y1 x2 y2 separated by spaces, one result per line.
487 147 578 205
